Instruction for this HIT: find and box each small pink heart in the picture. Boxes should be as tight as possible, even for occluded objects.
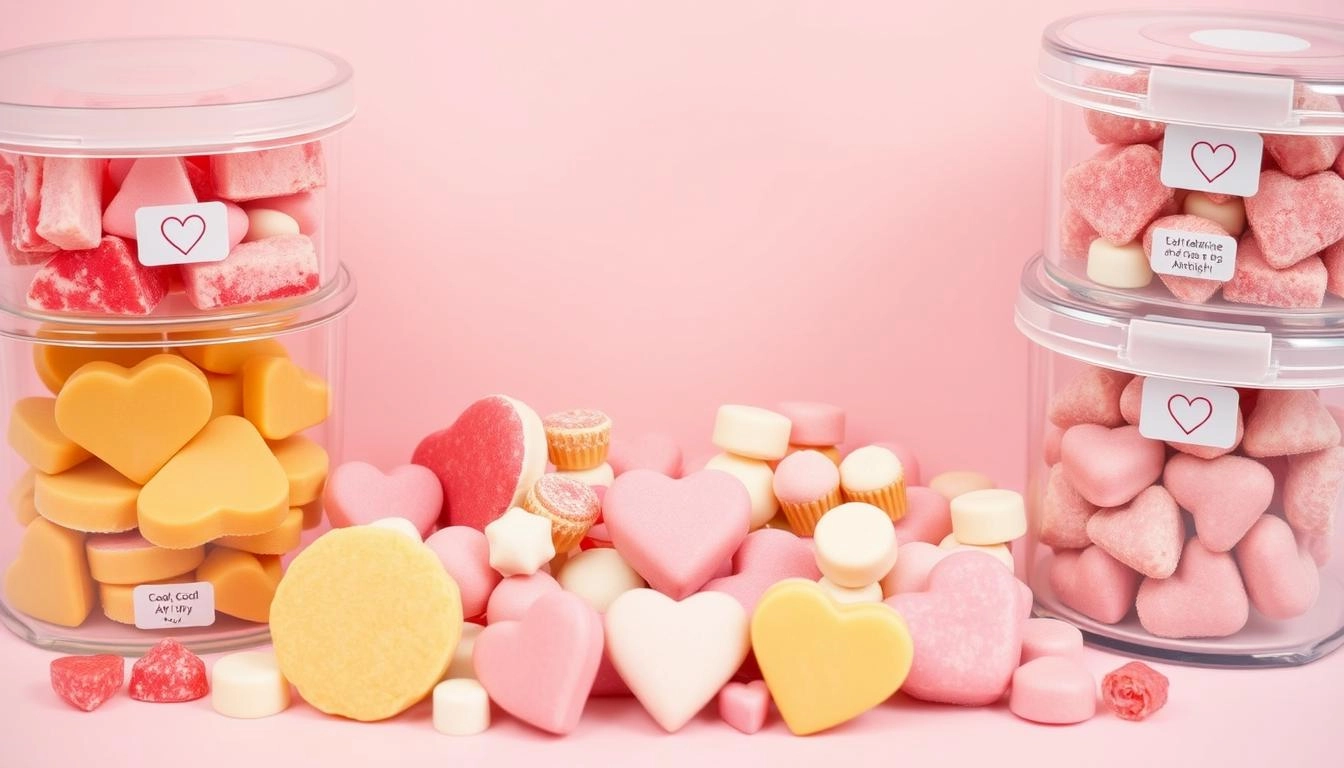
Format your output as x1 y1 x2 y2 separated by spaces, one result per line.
1136 538 1249 639
1165 454 1272 552
886 551 1025 706
1190 141 1236 183
1086 485 1185 579
1236 515 1320 620
1062 144 1172 245
1049 546 1141 625
604 469 751 599
703 528 820 615
485 571 561 625
719 680 770 734
1244 390 1340 458
879 541 950 597
424 526 499 619
160 214 206 255
474 590 603 735
1060 425 1165 507
1039 464 1096 550
323 461 443 536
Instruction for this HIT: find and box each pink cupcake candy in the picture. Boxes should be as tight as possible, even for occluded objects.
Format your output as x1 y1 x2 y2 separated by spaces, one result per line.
771 449 841 535
775 401 845 447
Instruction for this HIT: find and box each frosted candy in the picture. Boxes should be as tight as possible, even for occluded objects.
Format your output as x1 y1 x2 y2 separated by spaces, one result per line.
1324 240 1344 299
181 234 318 309
1101 661 1168 721
1082 72 1164 145
1283 446 1344 536
1086 485 1184 579
1039 464 1096 550
51 654 124 712
210 143 327 202
1047 367 1131 429
102 158 197 239
1243 390 1340 458
1243 170 1344 269
27 236 170 315
1135 539 1249 639
129 639 209 703
36 158 103 250
1063 144 1173 246
1222 235 1326 309
1262 88 1344 178
12 156 57 254
1141 215 1230 304
1060 207 1099 260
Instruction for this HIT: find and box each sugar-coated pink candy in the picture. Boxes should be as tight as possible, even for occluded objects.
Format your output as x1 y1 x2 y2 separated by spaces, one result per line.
35 157 103 250
1060 424 1165 508
12 156 57 254
181 233 318 310
1142 215 1229 304
1043 423 1064 465
1048 367 1132 429
1082 72 1164 145
486 571 561 625
1263 88 1344 178
1243 390 1340 458
1223 235 1326 309
1060 207 1099 260
1119 376 1243 459
27 236 170 315
210 143 326 202
775 401 845 447
101 158 197 239
1244 170 1344 269
719 680 770 734
1009 656 1096 725
890 486 951 545
50 654 124 712
1323 241 1344 299
1283 446 1344 536
426 526 501 619
1299 531 1332 567
244 190 322 234
1102 661 1169 721
1063 144 1172 246
1040 464 1096 550
1136 538 1249 639
880 541 948 597
886 552 1025 706
770 449 838 507
703 528 820 615
870 441 921 487
1165 454 1273 553
1236 514 1320 620
1019 617 1084 664
608 433 683 478
129 639 208 703
1050 546 1140 625
1086 485 1184 579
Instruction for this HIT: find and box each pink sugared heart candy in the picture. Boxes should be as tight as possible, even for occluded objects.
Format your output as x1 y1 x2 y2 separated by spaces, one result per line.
51 654 124 712
1063 144 1173 246
128 639 209 703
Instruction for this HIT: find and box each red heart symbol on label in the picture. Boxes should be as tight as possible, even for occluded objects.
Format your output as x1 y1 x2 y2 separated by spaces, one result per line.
1190 142 1236 184
160 215 206 255
1167 395 1213 435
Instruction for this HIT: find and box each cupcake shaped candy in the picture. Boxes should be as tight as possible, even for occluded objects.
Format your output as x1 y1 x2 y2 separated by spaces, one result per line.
839 446 908 521
543 409 612 470
772 449 842 535
523 474 601 552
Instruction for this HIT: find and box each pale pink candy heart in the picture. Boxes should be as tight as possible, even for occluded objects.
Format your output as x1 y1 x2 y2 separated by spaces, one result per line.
1047 367 1132 429
1086 485 1184 579
604 469 751 599
1136 539 1249 639
485 571 560 625
425 526 500 619
474 590 604 735
1120 377 1244 458
879 541 950 597
1040 464 1096 550
1284 446 1344 536
1244 170 1344 269
719 680 770 734
703 528 820 615
1060 425 1165 508
886 551 1026 706
1009 656 1097 725
1243 390 1341 458
604 589 750 733
1236 515 1321 620
608 433 683 478
1019 617 1085 664
1049 546 1141 625
891 486 952 545
323 461 443 536
1165 454 1273 552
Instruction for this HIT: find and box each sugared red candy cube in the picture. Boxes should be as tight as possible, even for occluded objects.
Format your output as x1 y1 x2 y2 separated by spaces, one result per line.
180 234 319 310
26 236 171 315
1243 170 1344 269
211 143 326 202
36 157 103 250
12 155 57 254
51 654 124 712
1063 144 1173 246
129 639 209 703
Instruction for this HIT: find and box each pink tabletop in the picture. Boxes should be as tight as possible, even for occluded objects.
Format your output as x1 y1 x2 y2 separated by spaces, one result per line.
3 630 1338 767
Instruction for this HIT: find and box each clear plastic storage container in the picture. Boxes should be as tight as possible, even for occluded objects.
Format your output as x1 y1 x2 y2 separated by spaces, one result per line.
0 266 355 653
1016 256 1344 667
0 37 353 318
1039 11 1344 313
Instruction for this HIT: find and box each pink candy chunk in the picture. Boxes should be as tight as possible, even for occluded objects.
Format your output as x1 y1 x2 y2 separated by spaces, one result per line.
425 526 500 619
1243 170 1344 269
12 156 57 254
1082 72 1164 145
180 233 319 310
101 158 198 239
1142 215 1229 304
26 235 170 315
1047 367 1132 429
1063 144 1172 246
703 528 820 616
1136 538 1250 639
1101 662 1168 721
1322 240 1344 300
608 433 683 478
1019 617 1084 664
35 158 103 250
1060 207 1098 260
1086 485 1184 579
1009 656 1096 725
1059 424 1165 508
1236 514 1321 620
1040 463 1096 550
1165 454 1273 552
890 486 951 545
1049 546 1140 625
718 680 770 734
1222 234 1326 309
1262 88 1344 178
1283 446 1344 536
211 143 327 202
244 190 323 234
775 401 845 446
1243 390 1340 458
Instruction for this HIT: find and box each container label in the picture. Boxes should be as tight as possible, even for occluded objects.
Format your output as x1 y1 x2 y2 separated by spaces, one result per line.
135 201 231 267
1160 123 1262 197
133 582 216 630
1138 376 1240 449
1149 227 1238 281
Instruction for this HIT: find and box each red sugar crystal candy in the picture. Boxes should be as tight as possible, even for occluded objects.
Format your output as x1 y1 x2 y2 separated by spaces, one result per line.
1243 170 1344 270
26 235 171 315
1063 144 1173 246
1082 72 1165 146
1263 88 1344 179
1060 207 1098 261
180 234 318 310
51 654 125 712
129 639 208 703
1222 234 1327 309
211 143 326 202
1101 661 1169 722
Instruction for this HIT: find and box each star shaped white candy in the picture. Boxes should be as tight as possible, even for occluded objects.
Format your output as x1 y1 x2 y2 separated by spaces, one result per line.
485 507 556 577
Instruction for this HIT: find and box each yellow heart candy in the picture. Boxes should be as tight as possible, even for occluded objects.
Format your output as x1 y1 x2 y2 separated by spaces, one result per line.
243 356 329 440
32 343 164 395
215 508 303 555
179 339 287 374
269 434 329 507
7 397 91 475
54 354 212 484
3 517 96 628
750 579 913 735
197 547 283 623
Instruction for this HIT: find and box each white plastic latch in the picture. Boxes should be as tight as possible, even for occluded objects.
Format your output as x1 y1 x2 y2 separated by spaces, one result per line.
1147 66 1296 128
1125 316 1273 382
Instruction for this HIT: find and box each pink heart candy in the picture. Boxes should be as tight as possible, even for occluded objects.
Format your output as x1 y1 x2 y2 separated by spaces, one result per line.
1236 515 1320 620
890 486 951 545
719 680 770 734
604 469 751 599
1062 144 1172 246
886 551 1026 706
1040 464 1096 550
1060 425 1165 508
879 541 950 597
323 461 443 535
1048 367 1132 430
1284 446 1344 536
1049 546 1141 625
486 571 561 625
1136 539 1249 639
1222 234 1327 309
474 590 604 735
703 528 820 615
1165 454 1272 552
424 526 500 619
1244 170 1344 269
1009 656 1096 725
1086 485 1184 579
608 433 683 478
1244 390 1340 458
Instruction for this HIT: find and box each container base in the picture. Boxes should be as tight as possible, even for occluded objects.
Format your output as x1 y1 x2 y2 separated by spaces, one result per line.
0 602 271 657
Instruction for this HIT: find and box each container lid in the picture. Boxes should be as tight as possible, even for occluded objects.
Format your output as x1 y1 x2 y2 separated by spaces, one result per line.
1016 256 1344 388
0 37 354 155
1039 10 1344 134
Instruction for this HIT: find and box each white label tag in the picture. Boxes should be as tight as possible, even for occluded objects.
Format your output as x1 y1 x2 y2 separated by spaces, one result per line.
1148 227 1238 281
134 201 231 267
1138 377 1240 449
1160 124 1262 197
133 582 216 630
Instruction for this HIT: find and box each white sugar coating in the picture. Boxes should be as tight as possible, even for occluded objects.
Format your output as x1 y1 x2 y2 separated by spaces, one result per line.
950 489 1028 546
711 405 793 461
433 678 490 736
556 548 645 613
211 651 290 719
839 445 904 492
813 502 899 588
817 577 883 605
543 408 611 432
367 517 423 542
704 452 779 529
444 623 483 681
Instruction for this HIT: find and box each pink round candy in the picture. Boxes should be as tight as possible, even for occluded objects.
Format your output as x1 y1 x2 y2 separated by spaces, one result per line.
486 572 561 625
425 526 501 619
776 401 845 447
771 449 840 505
1009 656 1097 725
608 433 683 478
891 486 952 546
1020 618 1085 664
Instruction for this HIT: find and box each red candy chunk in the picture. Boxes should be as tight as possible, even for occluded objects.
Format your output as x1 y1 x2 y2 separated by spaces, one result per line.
1263 88 1344 179
13 155 58 255
26 235 171 315
129 639 208 703
210 143 326 202
1244 170 1344 270
1082 72 1165 145
35 157 104 250
180 234 319 309
51 654 125 712
1101 661 1169 721
1063 144 1173 246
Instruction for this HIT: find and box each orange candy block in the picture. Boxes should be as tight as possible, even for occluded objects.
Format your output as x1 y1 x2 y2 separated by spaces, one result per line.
197 548 283 623
7 397 91 474
34 459 140 533
32 343 163 395
216 508 303 555
99 574 197 625
55 354 213 484
10 469 39 526
206 372 245 420
269 434 329 506
86 531 204 584
243 356 328 440
137 416 290 549
300 500 324 530
4 517 96 628
179 339 287 375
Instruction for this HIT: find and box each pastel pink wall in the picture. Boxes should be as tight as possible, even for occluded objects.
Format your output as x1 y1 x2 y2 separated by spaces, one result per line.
2 1 1340 488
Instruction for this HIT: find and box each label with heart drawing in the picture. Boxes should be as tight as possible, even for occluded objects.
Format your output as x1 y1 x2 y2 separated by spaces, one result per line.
1148 227 1238 282
1159 123 1262 198
134 201 231 267
1138 376 1239 449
